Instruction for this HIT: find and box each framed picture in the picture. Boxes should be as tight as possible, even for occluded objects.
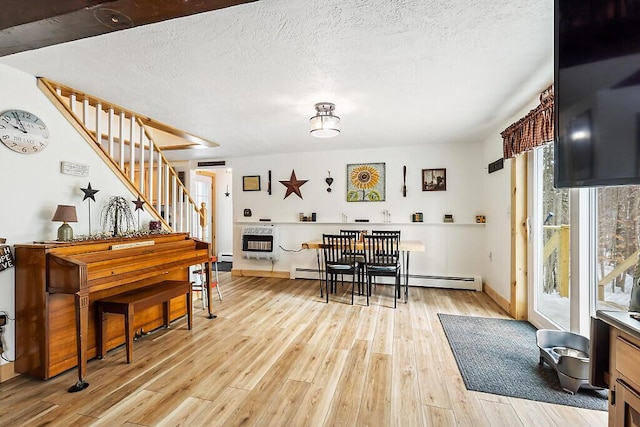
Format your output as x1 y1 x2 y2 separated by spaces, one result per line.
243 175 261 191
347 162 386 202
422 168 446 191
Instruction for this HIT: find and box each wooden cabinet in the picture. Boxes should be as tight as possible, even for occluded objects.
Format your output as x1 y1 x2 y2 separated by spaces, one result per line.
592 311 640 426
615 379 640 426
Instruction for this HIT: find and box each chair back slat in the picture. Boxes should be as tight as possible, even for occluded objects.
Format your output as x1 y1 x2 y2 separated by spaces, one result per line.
339 229 361 239
323 234 356 264
371 230 401 239
363 234 399 266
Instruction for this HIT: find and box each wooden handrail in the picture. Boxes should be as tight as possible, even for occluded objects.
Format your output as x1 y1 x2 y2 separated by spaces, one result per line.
38 77 206 238
597 249 640 301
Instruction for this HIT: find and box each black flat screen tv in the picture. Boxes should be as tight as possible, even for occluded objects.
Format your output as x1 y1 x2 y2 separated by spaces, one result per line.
555 0 640 188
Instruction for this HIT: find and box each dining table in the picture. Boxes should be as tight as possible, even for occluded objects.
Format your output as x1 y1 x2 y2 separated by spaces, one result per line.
302 239 426 303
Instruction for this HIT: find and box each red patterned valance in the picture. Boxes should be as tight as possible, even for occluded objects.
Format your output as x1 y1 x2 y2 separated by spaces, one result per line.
501 85 554 159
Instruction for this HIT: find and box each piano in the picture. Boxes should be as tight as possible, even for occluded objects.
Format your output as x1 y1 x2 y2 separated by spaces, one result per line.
14 232 210 392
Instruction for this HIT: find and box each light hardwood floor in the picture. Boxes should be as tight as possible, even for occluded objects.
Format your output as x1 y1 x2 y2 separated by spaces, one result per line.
0 274 607 426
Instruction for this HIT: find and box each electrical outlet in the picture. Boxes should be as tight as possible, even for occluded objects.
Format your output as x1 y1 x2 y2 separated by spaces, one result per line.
0 314 6 327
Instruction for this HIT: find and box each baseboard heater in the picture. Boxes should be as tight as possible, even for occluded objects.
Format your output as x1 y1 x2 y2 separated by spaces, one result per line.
290 267 481 291
218 253 233 263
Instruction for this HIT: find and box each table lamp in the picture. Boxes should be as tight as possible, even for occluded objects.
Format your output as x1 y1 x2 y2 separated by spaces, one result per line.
52 205 78 241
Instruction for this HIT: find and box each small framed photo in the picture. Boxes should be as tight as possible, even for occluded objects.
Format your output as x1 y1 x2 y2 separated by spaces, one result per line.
422 168 446 191
243 175 261 191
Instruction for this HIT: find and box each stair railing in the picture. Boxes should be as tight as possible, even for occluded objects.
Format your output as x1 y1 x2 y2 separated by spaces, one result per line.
38 78 205 238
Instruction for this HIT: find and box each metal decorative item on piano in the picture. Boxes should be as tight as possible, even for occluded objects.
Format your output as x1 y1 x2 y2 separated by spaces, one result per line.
14 233 210 392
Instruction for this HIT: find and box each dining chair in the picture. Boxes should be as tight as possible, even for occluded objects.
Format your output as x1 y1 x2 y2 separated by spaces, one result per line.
363 234 401 308
340 229 366 293
322 234 361 304
370 230 401 295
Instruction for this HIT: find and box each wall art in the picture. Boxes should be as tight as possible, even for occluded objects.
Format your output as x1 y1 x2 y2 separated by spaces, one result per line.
279 169 308 199
422 168 446 191
347 162 386 202
243 175 261 191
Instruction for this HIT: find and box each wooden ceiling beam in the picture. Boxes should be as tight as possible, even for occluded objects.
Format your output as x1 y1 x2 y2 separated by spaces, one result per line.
0 0 256 57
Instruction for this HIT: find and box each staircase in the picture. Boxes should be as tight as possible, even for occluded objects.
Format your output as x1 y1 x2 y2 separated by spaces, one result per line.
38 77 207 239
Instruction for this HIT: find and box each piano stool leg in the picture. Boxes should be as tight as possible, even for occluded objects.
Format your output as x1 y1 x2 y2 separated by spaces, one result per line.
163 301 170 328
97 307 107 359
187 288 193 330
125 310 134 364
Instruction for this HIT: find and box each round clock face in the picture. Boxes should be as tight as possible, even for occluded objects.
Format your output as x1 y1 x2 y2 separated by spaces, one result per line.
0 109 50 154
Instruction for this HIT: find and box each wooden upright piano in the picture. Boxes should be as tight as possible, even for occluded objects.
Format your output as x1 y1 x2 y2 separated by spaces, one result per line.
14 233 210 392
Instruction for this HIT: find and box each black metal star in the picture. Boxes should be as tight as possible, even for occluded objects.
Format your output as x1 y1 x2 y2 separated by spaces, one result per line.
80 182 99 202
132 196 145 211
279 170 308 199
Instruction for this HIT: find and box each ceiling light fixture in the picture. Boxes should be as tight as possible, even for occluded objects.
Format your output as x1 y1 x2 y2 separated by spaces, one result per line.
310 102 340 138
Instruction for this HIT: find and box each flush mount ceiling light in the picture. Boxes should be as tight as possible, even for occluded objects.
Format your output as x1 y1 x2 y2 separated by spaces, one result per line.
310 102 340 138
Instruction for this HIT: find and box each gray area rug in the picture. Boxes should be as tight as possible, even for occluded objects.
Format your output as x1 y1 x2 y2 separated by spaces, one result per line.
438 314 608 411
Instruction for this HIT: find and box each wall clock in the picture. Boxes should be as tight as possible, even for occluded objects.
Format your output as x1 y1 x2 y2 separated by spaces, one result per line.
0 109 50 154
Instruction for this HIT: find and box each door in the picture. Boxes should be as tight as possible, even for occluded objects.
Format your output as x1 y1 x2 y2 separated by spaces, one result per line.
529 143 571 330
195 172 215 254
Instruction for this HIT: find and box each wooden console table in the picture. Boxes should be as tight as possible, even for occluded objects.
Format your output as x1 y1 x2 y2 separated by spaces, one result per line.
592 310 640 426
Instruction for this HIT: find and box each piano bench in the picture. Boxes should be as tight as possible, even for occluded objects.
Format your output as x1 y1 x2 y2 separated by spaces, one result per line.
96 280 192 364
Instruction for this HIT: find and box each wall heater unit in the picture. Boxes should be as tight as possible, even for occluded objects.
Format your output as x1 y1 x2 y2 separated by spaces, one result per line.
241 226 280 261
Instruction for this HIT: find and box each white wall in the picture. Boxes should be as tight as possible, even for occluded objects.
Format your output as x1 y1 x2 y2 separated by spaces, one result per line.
481 95 546 300
214 169 233 257
0 64 152 368
229 143 489 281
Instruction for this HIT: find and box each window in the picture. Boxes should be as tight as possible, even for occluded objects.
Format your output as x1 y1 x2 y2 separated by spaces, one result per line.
594 186 640 311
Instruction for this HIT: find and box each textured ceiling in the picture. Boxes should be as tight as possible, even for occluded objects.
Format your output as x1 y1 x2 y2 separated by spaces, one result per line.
0 0 554 161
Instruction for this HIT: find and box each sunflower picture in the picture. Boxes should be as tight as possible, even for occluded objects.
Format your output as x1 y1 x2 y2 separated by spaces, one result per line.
347 163 386 202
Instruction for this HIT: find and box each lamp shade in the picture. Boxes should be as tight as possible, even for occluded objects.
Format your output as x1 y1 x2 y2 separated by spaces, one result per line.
310 102 340 138
52 205 77 241
52 205 78 223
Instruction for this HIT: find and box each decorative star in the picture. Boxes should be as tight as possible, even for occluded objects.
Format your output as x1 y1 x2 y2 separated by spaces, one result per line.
279 170 308 199
132 196 146 211
80 182 99 202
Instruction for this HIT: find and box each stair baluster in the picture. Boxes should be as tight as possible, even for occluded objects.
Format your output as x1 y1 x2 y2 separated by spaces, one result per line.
37 78 205 239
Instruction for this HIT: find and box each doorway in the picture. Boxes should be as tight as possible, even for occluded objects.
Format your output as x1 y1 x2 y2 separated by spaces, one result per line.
195 168 233 266
195 171 216 254
529 143 571 330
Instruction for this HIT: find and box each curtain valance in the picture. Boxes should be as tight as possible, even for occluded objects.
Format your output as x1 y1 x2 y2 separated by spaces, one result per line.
501 85 554 159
